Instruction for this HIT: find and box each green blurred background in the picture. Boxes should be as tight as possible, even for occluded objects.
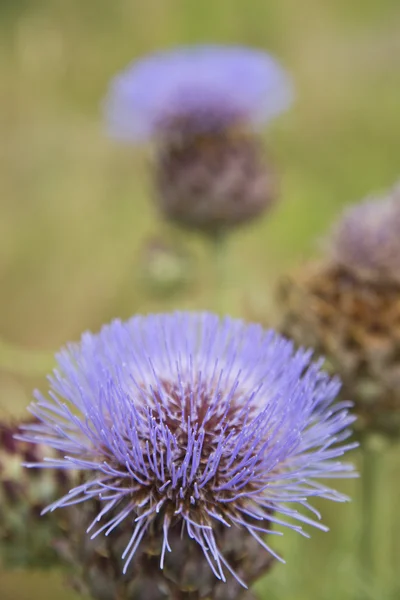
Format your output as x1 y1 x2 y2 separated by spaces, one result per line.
1 1 399 598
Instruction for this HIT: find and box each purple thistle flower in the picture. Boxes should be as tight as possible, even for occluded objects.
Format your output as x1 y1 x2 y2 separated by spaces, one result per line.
329 182 400 284
103 46 291 237
20 312 356 586
104 45 293 142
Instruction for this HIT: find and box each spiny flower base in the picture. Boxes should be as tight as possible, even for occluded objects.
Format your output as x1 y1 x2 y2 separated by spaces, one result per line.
59 503 274 600
278 263 400 439
154 129 275 237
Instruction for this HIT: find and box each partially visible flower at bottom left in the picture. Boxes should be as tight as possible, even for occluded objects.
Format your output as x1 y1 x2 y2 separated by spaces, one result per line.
0 419 74 568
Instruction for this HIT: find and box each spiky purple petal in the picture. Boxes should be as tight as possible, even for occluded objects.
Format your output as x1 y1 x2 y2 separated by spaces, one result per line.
104 46 293 141
20 312 356 585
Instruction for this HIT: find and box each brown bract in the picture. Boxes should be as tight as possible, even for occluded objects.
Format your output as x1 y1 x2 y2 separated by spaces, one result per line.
278 262 400 439
59 501 274 600
153 128 276 237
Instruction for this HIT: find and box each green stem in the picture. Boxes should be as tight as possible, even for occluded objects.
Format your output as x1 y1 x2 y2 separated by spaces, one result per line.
360 438 380 589
0 337 54 377
209 232 229 314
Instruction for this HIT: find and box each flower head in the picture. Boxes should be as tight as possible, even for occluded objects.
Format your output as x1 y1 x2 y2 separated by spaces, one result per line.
104 46 290 236
104 46 293 142
21 312 356 585
278 182 400 439
329 182 400 284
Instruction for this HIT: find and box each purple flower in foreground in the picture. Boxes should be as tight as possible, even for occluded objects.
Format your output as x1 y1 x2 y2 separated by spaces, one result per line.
104 46 293 142
20 312 356 586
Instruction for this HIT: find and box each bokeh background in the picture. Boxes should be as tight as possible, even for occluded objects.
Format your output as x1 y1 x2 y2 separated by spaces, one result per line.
1 1 400 599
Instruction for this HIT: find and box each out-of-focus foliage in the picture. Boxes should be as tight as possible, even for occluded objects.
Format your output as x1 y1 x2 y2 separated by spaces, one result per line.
0 1 399 599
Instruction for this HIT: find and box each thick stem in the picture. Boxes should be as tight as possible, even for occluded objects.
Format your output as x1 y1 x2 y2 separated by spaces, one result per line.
360 437 380 586
209 231 230 314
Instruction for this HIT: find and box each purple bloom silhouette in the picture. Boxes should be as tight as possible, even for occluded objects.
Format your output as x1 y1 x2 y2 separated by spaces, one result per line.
329 182 400 284
21 312 356 585
103 46 292 236
104 45 293 141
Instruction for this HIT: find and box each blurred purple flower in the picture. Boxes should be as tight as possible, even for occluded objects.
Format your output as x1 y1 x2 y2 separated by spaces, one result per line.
104 46 293 141
329 181 400 283
20 312 356 585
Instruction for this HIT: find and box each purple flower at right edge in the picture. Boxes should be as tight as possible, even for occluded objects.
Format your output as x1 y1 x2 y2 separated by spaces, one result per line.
104 46 293 238
329 182 400 284
19 312 356 600
278 181 400 439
